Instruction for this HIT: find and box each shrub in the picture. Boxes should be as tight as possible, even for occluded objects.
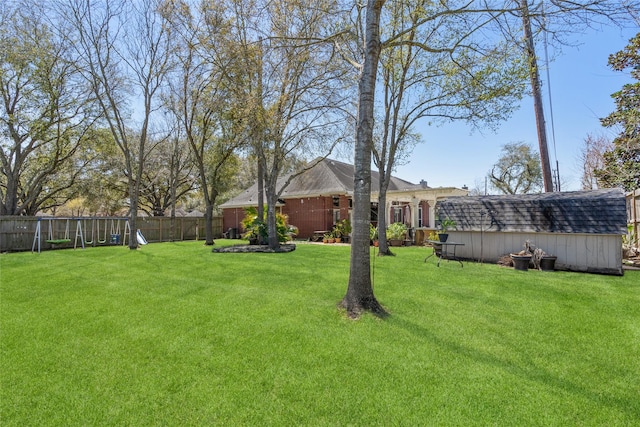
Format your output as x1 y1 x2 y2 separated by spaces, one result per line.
386 222 407 240
241 207 296 243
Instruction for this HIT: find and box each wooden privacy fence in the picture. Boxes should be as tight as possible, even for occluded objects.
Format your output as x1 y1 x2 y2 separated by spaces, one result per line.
627 189 640 248
0 216 223 253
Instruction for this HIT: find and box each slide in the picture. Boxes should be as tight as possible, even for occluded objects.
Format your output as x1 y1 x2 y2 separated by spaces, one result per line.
136 229 148 245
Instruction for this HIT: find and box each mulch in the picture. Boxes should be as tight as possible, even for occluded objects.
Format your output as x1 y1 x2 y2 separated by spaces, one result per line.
212 244 296 253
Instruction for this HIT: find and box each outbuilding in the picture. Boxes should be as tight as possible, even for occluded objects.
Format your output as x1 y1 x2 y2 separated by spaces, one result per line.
437 189 627 275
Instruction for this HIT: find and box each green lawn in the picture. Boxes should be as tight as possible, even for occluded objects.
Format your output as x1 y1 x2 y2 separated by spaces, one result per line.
1 241 639 426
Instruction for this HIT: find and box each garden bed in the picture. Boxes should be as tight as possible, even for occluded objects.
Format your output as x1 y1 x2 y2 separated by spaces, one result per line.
212 243 296 253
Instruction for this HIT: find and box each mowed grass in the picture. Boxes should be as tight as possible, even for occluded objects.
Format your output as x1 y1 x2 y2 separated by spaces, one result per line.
1 241 639 426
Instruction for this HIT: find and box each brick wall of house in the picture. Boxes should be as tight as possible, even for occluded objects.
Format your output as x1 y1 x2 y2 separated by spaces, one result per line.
224 197 430 240
281 196 335 238
222 208 246 234
222 195 349 239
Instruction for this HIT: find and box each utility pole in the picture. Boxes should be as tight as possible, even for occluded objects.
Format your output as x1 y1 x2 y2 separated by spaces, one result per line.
521 0 554 192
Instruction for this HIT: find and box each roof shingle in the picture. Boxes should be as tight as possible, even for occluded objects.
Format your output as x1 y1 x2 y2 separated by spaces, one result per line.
221 158 422 208
437 189 627 235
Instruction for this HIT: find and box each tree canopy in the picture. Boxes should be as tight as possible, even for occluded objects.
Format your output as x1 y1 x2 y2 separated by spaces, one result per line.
489 142 543 194
595 32 640 191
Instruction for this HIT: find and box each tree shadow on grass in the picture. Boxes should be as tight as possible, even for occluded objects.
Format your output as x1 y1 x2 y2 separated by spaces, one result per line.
389 315 640 421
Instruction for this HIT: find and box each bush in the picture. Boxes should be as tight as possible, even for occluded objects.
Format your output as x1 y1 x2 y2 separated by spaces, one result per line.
386 222 407 240
241 207 296 243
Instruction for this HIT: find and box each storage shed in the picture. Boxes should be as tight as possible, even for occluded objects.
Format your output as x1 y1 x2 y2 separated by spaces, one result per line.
437 189 627 275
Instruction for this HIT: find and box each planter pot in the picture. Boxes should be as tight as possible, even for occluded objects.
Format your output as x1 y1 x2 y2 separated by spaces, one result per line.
373 241 379 247
389 239 403 247
438 233 449 242
511 254 532 271
335 238 342 243
539 256 557 271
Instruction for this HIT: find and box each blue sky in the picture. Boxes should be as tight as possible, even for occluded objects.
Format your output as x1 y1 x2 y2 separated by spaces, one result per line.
393 25 637 192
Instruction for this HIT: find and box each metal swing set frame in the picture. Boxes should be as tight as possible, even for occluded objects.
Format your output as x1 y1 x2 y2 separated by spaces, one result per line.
31 217 131 253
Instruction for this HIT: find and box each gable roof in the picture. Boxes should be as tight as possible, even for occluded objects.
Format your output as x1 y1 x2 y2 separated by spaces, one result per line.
437 189 627 235
220 158 423 208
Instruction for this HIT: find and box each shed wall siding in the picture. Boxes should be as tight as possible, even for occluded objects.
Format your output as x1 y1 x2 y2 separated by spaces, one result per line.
447 231 622 275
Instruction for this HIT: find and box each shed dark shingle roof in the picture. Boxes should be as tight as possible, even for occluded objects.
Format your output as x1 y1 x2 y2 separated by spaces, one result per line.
437 189 627 235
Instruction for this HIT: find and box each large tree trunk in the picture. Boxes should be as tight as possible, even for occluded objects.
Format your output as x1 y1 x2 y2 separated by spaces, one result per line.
257 158 264 223
204 202 214 245
128 179 138 250
2 170 19 215
340 0 387 318
204 186 217 245
265 185 280 250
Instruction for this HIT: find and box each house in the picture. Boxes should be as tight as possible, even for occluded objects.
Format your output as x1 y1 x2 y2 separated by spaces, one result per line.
220 158 468 240
436 189 628 275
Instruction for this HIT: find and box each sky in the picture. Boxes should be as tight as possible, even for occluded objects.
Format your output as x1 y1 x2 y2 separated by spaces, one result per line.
390 24 637 192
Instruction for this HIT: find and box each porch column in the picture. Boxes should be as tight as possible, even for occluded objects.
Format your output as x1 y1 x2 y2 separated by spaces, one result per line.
411 197 419 229
386 200 393 224
428 200 436 229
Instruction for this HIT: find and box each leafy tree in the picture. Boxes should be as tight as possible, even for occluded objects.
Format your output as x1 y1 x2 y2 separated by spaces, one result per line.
0 2 95 215
74 127 128 216
254 0 352 250
164 0 247 245
345 1 640 316
489 142 543 194
137 133 196 217
372 0 528 256
595 32 640 191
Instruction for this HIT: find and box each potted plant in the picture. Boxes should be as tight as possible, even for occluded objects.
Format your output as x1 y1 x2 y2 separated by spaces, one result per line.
438 217 456 242
370 224 379 246
333 219 351 244
386 222 407 247
510 240 533 271
532 246 557 271
539 255 557 271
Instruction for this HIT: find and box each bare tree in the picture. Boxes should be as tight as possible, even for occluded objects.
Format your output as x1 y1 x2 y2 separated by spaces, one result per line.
213 0 352 249
62 0 174 249
579 133 612 190
373 0 528 256
163 0 248 245
341 0 534 317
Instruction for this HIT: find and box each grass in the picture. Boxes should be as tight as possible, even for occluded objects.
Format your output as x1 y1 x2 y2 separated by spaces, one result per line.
1 241 639 426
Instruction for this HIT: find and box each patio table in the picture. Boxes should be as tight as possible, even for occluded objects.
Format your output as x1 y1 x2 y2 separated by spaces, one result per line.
424 240 465 267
